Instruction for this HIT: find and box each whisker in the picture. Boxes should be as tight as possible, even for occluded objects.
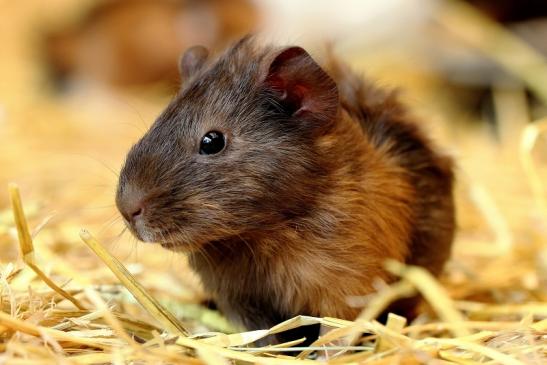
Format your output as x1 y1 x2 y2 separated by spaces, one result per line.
110 96 150 133
104 226 127 247
61 152 120 180
109 226 130 253
99 213 123 234
83 204 117 210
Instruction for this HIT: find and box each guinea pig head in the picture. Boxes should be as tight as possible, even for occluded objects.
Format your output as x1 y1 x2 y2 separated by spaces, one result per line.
116 39 339 251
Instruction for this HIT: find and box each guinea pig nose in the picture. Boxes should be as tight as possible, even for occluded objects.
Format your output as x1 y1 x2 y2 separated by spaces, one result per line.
120 199 145 224
117 188 146 224
129 205 144 220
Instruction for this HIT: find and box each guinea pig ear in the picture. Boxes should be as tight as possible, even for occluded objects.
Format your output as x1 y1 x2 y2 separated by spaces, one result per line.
263 47 338 123
179 45 209 80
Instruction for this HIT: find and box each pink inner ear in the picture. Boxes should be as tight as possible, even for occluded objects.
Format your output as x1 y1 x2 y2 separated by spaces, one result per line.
264 46 338 121
265 75 285 94
266 73 310 115
291 84 310 116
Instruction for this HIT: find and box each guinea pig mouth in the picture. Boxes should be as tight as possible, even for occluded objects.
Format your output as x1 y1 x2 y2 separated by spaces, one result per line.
156 232 214 253
159 241 183 250
123 218 209 252
158 239 202 253
121 215 159 243
126 223 155 243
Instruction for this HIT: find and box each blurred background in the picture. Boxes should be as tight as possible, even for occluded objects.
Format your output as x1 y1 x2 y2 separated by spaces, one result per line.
0 0 545 330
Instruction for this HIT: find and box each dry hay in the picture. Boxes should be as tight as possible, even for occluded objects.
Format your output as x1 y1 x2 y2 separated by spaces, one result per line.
0 0 546 364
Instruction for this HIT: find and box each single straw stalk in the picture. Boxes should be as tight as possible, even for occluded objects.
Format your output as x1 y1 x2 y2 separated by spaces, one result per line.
79 229 189 336
8 183 85 310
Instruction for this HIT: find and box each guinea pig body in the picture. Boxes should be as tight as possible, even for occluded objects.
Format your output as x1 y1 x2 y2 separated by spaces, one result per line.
116 37 455 339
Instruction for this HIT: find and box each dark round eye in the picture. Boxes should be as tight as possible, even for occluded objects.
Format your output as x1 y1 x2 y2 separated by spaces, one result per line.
199 131 225 155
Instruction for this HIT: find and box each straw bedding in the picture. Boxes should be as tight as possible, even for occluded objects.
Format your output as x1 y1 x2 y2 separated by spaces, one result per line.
0 1 545 364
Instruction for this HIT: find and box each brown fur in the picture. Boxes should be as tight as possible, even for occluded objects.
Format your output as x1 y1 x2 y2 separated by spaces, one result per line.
116 37 455 341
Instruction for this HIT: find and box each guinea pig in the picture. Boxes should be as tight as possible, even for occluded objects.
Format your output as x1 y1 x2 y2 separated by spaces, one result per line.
116 36 455 343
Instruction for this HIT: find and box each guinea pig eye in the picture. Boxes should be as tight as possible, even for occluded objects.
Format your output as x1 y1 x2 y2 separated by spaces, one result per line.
199 131 225 155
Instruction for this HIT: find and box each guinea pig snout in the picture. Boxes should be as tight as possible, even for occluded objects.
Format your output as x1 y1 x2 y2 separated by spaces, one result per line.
117 188 145 222
116 186 151 241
